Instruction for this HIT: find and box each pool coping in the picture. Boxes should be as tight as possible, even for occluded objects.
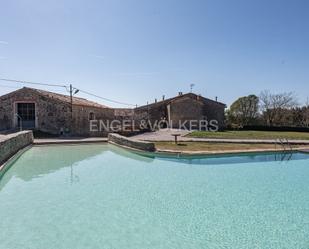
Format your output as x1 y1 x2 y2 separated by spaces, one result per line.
2 134 309 176
27 134 309 156
109 139 309 157
33 137 108 145
1 141 309 180
155 147 309 157
31 139 309 156
0 145 33 180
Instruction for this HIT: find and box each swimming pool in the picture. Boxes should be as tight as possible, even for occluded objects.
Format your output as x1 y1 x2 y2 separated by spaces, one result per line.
0 144 309 249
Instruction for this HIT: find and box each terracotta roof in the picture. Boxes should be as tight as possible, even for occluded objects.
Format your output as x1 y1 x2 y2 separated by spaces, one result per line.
27 87 109 108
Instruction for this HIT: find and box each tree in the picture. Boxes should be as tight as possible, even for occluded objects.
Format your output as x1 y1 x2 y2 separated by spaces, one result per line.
228 95 259 127
259 90 298 126
293 106 309 127
303 107 309 127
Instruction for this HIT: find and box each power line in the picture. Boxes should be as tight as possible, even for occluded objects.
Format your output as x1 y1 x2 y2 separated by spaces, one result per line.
0 84 21 89
78 89 136 107
0 78 67 88
0 77 136 107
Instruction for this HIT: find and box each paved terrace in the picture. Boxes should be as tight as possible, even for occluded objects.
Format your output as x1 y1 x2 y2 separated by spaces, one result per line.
131 129 309 145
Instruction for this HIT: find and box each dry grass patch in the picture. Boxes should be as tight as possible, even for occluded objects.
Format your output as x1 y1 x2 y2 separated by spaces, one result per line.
188 131 309 140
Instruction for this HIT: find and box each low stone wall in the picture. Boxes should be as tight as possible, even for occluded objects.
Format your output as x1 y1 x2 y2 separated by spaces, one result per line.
0 131 34 166
108 133 156 152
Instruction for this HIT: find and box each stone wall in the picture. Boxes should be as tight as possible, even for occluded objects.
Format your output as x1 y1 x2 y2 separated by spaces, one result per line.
202 98 225 129
0 89 226 136
72 106 115 137
134 102 167 129
169 95 225 129
0 131 33 166
0 88 72 134
108 133 156 152
169 96 205 128
0 88 116 136
133 93 226 130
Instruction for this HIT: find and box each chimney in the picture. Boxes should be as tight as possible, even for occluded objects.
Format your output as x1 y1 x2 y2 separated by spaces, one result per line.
155 98 157 103
215 96 218 102
178 92 183 96
162 95 165 101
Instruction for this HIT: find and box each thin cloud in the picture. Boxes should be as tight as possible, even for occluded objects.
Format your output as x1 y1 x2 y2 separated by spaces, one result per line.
88 54 104 60
0 41 8 45
119 69 181 77
0 56 6 59
119 72 160 77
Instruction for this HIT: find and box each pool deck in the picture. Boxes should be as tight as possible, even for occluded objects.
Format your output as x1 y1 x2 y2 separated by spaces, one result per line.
32 137 309 156
156 147 309 156
299 149 309 153
34 137 108 145
1 131 309 160
131 130 309 144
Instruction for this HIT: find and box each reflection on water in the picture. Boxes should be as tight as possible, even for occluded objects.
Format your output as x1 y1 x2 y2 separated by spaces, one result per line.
1 144 309 187
13 145 109 181
160 152 309 165
0 144 108 190
1 143 309 249
130 150 309 165
0 144 155 190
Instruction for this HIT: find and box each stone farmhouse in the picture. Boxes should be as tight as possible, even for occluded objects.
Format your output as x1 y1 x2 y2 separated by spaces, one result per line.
134 92 226 130
0 87 225 136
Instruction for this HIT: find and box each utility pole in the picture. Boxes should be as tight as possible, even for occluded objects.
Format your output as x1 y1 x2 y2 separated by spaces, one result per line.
70 84 73 114
68 84 79 134
69 84 73 134
190 83 195 93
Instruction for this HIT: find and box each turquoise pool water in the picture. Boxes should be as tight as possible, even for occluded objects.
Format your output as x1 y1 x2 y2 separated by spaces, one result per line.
0 144 309 249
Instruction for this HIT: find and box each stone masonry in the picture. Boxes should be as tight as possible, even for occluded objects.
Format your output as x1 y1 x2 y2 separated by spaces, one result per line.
0 88 226 136
0 130 33 167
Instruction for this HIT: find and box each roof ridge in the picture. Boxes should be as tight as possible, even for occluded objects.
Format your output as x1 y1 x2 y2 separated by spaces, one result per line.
136 92 225 109
23 87 109 108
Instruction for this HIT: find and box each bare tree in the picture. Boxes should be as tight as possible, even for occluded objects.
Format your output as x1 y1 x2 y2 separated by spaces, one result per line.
260 90 298 126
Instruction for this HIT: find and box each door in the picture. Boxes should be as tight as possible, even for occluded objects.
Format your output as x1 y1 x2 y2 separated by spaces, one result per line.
17 103 36 129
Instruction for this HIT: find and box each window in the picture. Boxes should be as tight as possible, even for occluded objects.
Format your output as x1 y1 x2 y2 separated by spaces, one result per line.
17 103 35 121
89 112 95 120
16 103 36 129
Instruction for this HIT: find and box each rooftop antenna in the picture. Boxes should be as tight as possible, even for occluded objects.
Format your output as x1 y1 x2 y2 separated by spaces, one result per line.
190 83 195 93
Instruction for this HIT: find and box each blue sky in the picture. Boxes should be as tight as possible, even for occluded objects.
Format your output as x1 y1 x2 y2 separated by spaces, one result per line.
0 0 308 107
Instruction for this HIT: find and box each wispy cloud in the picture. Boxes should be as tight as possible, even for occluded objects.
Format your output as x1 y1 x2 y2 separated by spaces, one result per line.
118 68 182 77
88 54 104 60
119 72 160 77
0 56 6 59
0 41 8 45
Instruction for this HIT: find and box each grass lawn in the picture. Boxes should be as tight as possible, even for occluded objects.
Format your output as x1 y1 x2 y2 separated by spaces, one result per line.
155 142 307 152
188 130 309 140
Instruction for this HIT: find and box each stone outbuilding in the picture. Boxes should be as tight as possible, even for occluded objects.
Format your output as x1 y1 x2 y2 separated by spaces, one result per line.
134 92 226 130
0 87 226 136
0 87 113 136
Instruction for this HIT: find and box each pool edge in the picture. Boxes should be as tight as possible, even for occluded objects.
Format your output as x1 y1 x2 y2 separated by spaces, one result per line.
0 145 33 180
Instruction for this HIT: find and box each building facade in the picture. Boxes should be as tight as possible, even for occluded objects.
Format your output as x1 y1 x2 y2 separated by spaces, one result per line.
134 93 226 130
0 87 113 136
0 88 226 136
